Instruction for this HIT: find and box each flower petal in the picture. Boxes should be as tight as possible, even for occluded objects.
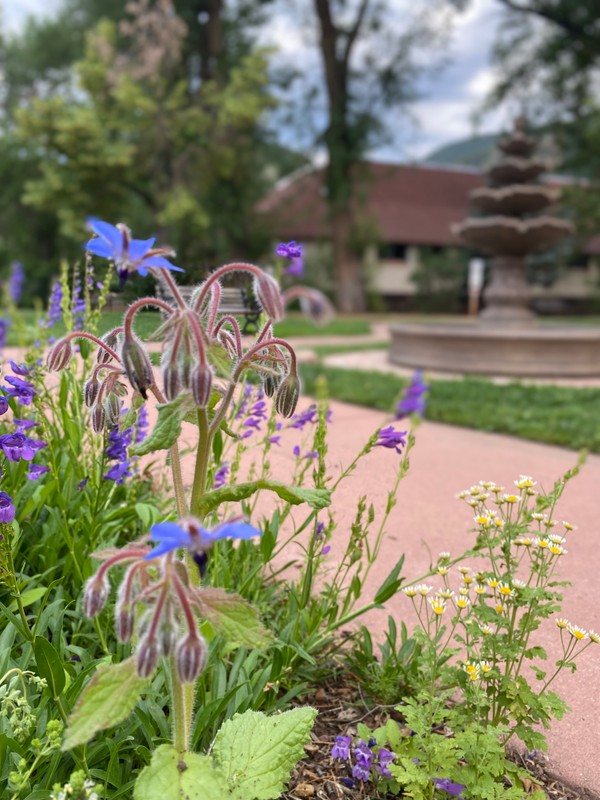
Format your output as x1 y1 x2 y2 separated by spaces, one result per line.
128 237 156 262
87 218 123 249
141 255 184 271
85 237 115 258
211 521 262 541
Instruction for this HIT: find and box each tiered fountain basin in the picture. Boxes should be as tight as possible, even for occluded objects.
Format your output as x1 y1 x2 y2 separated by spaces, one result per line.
389 321 600 377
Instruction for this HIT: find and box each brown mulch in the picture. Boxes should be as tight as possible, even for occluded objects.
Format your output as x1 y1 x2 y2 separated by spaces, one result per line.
281 681 600 800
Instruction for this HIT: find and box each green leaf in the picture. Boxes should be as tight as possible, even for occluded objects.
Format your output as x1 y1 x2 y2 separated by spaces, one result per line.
196 480 331 517
374 555 405 604
199 588 274 649
212 707 317 800
34 636 66 699
62 658 149 749
134 744 229 800
15 587 47 607
135 502 161 529
130 395 192 456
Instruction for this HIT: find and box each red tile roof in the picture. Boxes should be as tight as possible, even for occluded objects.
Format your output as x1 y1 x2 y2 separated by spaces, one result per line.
257 162 484 246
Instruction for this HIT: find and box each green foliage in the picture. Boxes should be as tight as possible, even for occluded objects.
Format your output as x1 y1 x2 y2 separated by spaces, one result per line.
411 247 469 313
213 707 317 799
134 707 316 800
63 659 150 750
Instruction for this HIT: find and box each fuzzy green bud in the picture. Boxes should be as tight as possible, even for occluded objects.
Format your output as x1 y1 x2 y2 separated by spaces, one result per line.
191 364 213 408
84 377 99 407
122 337 153 400
275 373 300 418
136 634 159 679
46 338 73 371
91 403 106 433
83 573 110 618
176 633 208 683
254 272 284 322
263 373 280 398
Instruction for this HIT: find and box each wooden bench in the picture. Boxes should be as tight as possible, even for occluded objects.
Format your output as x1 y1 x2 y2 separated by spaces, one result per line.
155 283 261 335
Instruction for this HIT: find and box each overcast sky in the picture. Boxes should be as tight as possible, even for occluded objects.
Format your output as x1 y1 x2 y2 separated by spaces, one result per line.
1 0 512 161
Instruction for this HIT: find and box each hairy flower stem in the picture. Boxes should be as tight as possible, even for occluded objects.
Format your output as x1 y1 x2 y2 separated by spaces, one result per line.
150 385 187 518
170 655 191 755
123 297 174 339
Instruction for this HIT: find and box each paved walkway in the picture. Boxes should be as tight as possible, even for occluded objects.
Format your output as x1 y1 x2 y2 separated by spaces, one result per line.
174 394 600 795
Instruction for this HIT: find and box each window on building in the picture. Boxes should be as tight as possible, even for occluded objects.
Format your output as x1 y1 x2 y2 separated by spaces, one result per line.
379 242 407 259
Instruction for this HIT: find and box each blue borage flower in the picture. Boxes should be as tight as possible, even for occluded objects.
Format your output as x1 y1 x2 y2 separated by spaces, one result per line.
145 517 261 560
85 218 183 284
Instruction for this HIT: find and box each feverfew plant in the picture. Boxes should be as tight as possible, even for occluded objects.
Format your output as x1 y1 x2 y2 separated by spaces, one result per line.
44 223 344 798
341 462 596 800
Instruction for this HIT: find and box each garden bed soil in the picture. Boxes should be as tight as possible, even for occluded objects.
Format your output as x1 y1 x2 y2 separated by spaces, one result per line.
283 681 600 800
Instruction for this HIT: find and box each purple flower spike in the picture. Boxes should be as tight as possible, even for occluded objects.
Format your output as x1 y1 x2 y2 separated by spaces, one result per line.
3 375 36 406
433 778 467 798
145 518 261 560
0 491 15 523
213 462 230 489
376 747 395 778
396 370 429 419
331 735 351 760
285 256 304 278
0 397 8 416
276 241 303 260
375 426 407 455
86 218 183 285
104 461 133 484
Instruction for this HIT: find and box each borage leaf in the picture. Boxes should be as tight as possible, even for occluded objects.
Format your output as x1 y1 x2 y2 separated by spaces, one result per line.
131 394 192 456
198 588 274 649
62 658 149 749
196 479 331 517
212 707 317 800
134 744 229 800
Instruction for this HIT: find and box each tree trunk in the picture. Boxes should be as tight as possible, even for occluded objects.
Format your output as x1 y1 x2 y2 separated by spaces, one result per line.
331 209 366 312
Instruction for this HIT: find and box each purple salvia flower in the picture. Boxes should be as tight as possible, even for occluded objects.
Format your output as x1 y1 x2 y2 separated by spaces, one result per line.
8 261 24 304
375 426 407 455
376 748 395 778
13 419 38 432
105 425 134 461
396 370 429 419
3 375 36 406
0 491 15 523
27 463 50 480
0 397 8 416
268 435 281 445
285 256 304 278
0 319 7 349
72 273 86 330
46 281 63 327
289 405 318 430
104 461 133 484
331 735 351 760
0 432 46 462
213 462 229 489
9 361 30 377
276 241 303 260
235 385 254 419
134 403 149 445
293 445 300 457
433 778 466 798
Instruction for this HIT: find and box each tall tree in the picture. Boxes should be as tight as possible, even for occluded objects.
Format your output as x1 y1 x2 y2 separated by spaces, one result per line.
311 0 463 312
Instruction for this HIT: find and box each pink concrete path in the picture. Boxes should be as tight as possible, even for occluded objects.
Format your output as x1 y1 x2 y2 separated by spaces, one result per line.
177 399 600 794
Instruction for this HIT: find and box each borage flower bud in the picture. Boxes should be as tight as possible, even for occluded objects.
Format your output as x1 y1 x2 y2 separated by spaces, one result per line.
84 377 99 407
83 573 110 618
263 373 279 398
97 330 120 365
91 404 106 433
136 634 160 679
176 633 208 683
105 394 121 425
162 364 181 402
275 372 300 418
122 337 153 400
115 604 135 643
191 364 213 408
46 338 73 371
254 272 284 322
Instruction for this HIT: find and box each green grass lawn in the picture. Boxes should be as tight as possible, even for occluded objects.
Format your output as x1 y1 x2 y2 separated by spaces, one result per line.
6 310 164 346
299 363 600 453
273 315 371 337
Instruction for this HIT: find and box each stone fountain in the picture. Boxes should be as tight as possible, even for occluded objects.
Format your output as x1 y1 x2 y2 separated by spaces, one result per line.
389 121 600 377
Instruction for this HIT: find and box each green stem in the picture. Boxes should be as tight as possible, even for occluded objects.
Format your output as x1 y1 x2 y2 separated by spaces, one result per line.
170 655 191 754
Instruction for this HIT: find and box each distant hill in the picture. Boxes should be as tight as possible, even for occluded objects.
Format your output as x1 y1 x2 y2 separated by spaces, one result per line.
423 133 499 169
